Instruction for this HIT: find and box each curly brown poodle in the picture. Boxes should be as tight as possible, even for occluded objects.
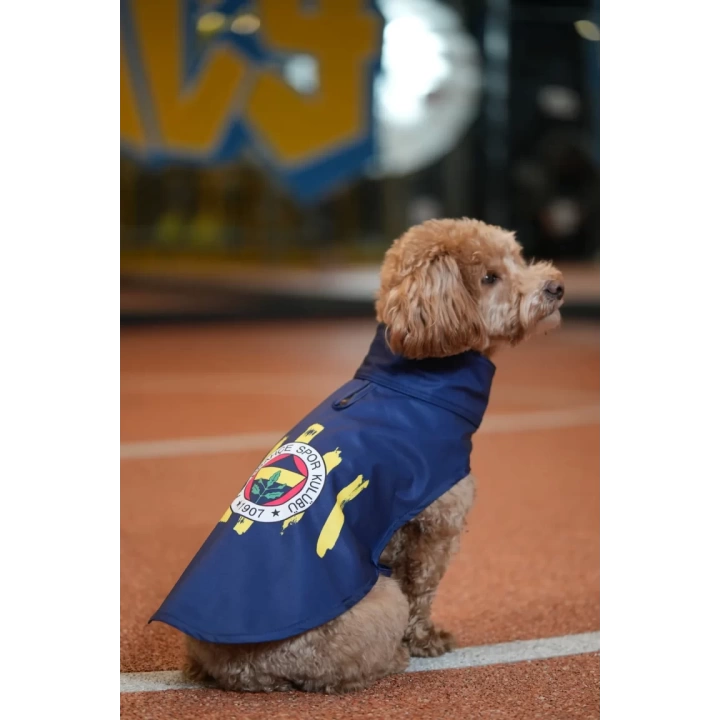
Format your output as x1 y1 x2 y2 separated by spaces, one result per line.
182 218 564 693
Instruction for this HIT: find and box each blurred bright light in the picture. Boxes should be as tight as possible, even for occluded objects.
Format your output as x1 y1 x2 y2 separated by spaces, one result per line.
574 20 600 42
231 13 260 35
283 55 319 95
192 0 482 178
543 198 582 237
380 16 451 124
537 85 581 120
196 11 226 35
372 0 482 176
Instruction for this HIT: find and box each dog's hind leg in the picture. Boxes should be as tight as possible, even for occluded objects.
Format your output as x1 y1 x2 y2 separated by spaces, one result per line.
184 574 409 694
287 574 410 693
381 474 476 657
183 642 214 684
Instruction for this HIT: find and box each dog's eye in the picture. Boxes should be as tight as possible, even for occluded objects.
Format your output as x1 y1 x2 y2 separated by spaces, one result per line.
482 273 500 285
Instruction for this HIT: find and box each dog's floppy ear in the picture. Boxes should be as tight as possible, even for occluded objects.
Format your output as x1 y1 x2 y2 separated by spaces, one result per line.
377 252 486 359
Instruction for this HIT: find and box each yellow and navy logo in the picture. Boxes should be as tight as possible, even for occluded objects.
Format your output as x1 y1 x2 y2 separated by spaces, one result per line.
220 422 369 559
231 440 328 523
120 0 383 201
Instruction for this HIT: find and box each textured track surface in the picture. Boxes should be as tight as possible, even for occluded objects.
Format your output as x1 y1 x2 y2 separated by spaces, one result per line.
121 654 600 719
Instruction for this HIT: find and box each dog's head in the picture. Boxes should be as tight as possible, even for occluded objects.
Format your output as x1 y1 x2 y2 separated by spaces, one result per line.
375 218 565 359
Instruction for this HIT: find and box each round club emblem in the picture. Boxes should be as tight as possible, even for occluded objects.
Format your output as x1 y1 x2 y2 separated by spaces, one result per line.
231 442 327 523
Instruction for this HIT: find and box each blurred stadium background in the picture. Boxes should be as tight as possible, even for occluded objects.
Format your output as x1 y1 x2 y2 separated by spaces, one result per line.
120 0 599 322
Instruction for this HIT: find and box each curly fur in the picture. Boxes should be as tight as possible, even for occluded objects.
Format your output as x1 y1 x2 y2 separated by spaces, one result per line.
183 218 564 693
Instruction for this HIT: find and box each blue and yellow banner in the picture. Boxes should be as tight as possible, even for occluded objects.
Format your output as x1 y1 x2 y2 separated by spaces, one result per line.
121 1 383 202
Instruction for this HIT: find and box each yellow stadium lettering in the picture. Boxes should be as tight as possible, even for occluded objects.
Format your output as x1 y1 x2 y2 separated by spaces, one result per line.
130 0 247 154
247 0 379 163
120 41 145 147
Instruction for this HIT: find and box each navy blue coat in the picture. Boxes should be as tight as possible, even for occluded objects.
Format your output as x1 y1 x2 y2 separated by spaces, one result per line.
151 325 495 643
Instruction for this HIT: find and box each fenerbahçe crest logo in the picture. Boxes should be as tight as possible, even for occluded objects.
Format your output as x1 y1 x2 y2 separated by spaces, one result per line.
221 422 369 559
231 442 326 523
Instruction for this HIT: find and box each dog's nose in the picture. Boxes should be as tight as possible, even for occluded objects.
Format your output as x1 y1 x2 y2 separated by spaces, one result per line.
544 281 564 300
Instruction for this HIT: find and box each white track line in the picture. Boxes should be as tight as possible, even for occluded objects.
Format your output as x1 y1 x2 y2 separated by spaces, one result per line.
121 431 285 461
122 375 598 404
120 405 599 461
121 373 346 397
120 631 599 693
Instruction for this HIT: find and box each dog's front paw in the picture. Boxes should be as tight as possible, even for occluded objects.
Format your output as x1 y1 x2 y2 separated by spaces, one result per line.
404 624 456 657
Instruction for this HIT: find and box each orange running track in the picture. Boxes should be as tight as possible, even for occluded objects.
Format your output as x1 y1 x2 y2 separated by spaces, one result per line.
121 319 599 719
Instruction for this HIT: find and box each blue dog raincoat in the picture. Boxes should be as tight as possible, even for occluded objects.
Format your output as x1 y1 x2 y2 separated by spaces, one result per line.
150 324 495 643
